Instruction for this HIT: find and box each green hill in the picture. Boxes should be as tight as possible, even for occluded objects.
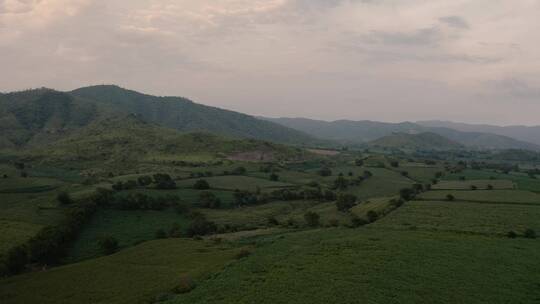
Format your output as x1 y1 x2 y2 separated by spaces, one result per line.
369 132 463 150
0 86 318 150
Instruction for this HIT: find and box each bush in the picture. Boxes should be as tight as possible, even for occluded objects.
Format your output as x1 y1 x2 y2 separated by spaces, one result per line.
198 191 221 208
507 231 517 238
269 173 279 181
318 167 332 177
446 194 455 201
350 214 368 227
173 275 196 294
486 184 493 190
137 175 152 186
399 188 416 201
470 185 477 190
193 179 210 190
57 192 74 205
232 167 247 175
524 229 537 239
155 229 167 239
98 236 118 255
168 223 182 238
186 214 217 237
328 218 339 227
304 211 320 227
267 216 279 226
336 194 357 212
153 174 176 189
366 210 379 223
235 249 251 259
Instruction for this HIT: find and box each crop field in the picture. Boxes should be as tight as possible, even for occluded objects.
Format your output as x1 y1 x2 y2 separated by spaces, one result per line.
432 179 514 190
66 209 189 262
345 167 414 200
0 239 245 304
397 165 443 183
443 169 540 192
418 189 540 205
374 200 540 235
168 228 540 304
176 175 295 192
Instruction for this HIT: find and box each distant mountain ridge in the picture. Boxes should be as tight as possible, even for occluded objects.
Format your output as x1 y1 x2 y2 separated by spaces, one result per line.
0 85 318 148
417 120 540 146
263 117 540 151
369 132 463 150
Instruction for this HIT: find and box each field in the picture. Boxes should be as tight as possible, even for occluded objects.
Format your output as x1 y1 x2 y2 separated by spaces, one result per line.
176 175 295 192
443 169 540 192
345 167 414 200
418 189 540 205
168 228 540 304
375 200 540 235
432 179 514 190
0 239 246 304
66 209 189 262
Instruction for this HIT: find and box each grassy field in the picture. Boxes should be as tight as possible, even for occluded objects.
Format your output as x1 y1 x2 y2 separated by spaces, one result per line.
432 179 514 190
418 189 540 205
345 167 414 200
118 188 236 208
0 239 245 304
66 209 189 262
443 169 540 192
168 228 540 304
374 200 540 235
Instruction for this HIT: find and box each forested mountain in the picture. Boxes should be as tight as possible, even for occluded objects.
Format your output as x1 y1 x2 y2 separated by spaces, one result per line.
417 120 540 146
369 132 463 150
0 86 317 149
264 117 540 151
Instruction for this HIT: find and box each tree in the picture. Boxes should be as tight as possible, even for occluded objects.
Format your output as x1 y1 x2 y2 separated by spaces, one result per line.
366 210 379 223
350 214 368 227
304 211 320 227
98 236 118 255
57 192 73 205
401 171 409 177
507 231 517 238
198 191 221 208
363 170 373 178
486 184 493 190
269 173 279 181
232 167 247 175
168 223 182 238
336 194 357 212
355 159 364 166
137 175 152 186
193 179 210 190
186 214 217 237
470 185 477 190
390 161 399 168
446 194 455 201
399 188 415 201
155 229 167 239
153 173 176 189
318 167 332 177
333 176 349 190
524 229 537 239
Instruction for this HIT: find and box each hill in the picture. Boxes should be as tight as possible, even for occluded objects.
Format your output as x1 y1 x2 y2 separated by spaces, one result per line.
0 86 318 149
264 117 540 151
418 120 540 146
25 115 307 168
70 85 317 145
369 132 463 150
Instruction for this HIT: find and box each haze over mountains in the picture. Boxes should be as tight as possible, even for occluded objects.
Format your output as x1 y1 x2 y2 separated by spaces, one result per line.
1 85 539 152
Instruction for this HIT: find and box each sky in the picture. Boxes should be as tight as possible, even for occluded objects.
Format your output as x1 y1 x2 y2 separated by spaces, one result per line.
1 0 539 126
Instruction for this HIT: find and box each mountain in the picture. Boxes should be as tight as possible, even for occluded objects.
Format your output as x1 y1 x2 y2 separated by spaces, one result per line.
369 132 463 150
25 114 307 168
417 120 540 146
0 86 320 149
264 117 540 151
69 85 317 145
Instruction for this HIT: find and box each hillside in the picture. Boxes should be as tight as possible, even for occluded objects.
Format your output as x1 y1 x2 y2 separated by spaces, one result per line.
418 120 540 146
70 85 317 145
264 117 540 151
26 115 306 168
0 86 318 150
369 132 463 150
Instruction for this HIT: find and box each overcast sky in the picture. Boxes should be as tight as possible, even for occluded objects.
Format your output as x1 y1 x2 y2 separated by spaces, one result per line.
1 0 539 125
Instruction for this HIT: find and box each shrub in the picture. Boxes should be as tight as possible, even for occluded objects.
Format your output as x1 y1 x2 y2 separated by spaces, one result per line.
486 184 493 190
507 231 517 238
446 194 455 201
524 229 537 239
366 210 379 223
137 175 152 186
193 179 210 190
174 275 196 294
235 249 251 259
198 191 221 208
328 218 339 227
304 211 320 227
57 192 74 205
267 216 279 226
336 194 357 212
355 159 364 166
399 188 416 201
98 236 118 255
350 214 368 227
153 174 177 189
186 215 217 237
470 185 477 190
318 167 332 177
269 173 279 181
155 229 167 239
232 167 247 175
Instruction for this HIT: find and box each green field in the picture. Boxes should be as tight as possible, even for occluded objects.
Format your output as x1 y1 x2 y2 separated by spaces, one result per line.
345 167 414 200
375 200 540 235
66 209 189 262
168 228 540 304
418 190 540 205
118 188 236 208
443 169 540 192
176 175 295 192
432 179 514 190
0 239 245 304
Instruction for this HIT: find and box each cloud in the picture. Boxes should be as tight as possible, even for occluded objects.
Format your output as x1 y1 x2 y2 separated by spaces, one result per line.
363 27 441 45
439 16 469 29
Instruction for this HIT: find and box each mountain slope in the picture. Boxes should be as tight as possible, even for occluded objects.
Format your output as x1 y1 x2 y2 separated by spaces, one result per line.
264 117 540 151
369 132 463 150
70 85 316 145
417 120 540 146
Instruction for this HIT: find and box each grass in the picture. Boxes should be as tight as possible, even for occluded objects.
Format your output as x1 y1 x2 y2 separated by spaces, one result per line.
0 220 43 254
0 176 63 193
66 209 189 262
443 169 540 192
0 239 245 304
118 188 236 208
345 167 414 200
432 179 514 190
374 200 540 235
418 189 540 205
167 228 540 304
